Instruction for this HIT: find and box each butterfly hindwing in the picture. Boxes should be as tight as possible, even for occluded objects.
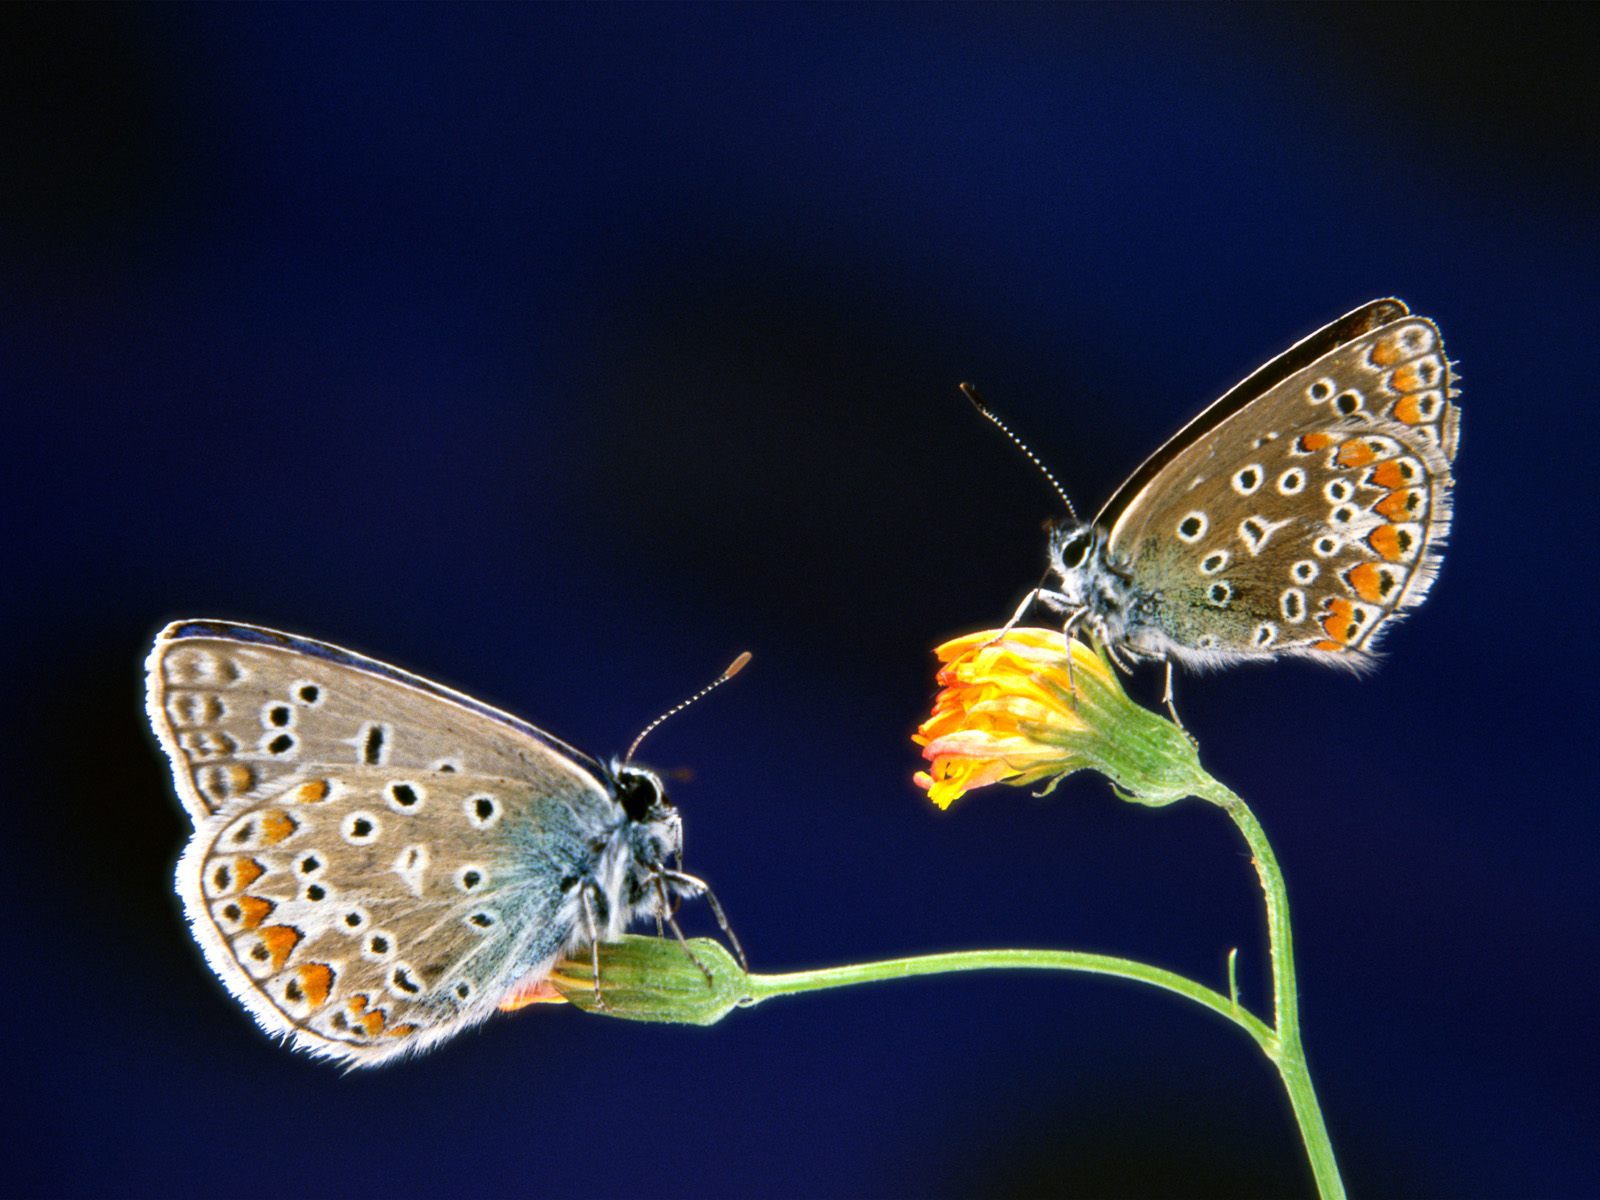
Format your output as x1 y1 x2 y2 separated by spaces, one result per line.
178 768 603 1065
1101 302 1459 667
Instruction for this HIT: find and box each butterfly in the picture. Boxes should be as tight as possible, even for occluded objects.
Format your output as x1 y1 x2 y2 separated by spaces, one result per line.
145 620 745 1066
967 298 1459 692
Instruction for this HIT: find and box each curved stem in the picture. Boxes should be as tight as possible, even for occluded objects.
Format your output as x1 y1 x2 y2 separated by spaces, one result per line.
1199 781 1345 1200
741 948 1274 1051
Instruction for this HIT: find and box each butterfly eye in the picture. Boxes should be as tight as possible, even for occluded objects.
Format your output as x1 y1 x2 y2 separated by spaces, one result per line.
617 770 668 822
1057 530 1092 569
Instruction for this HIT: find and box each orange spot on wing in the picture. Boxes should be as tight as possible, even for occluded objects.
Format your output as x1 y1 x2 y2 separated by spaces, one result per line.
297 963 334 1008
232 857 266 890
1320 598 1359 643
235 894 275 929
226 764 255 792
1298 432 1334 452
1368 337 1403 367
1323 597 1355 622
1390 364 1423 392
499 980 568 1012
346 993 387 1034
1336 440 1377 468
257 925 302 970
1369 525 1408 562
1370 461 1408 489
384 1024 417 1038
259 811 298 843
1345 563 1387 603
294 779 330 804
1375 489 1421 521
1313 640 1345 653
1393 394 1428 424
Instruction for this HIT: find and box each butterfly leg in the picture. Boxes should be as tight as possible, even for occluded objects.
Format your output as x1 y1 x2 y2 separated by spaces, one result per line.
1161 660 1186 729
1057 606 1090 700
660 867 748 970
652 875 714 983
579 884 610 1010
988 586 1042 646
1158 660 1199 744
979 579 1043 652
1101 635 1134 675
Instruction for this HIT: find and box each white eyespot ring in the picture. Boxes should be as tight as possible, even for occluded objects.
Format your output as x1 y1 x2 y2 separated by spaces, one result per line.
1280 588 1307 623
1206 580 1233 608
261 729 298 758
1199 549 1230 576
260 701 296 731
1253 623 1278 647
386 781 425 812
1232 465 1265 496
464 794 502 829
290 679 325 707
387 962 425 998
1307 378 1335 404
363 930 397 961
341 811 381 845
1313 535 1342 558
456 865 490 892
1277 468 1306 495
1324 479 1354 503
1291 560 1319 584
338 906 371 934
1175 511 1209 543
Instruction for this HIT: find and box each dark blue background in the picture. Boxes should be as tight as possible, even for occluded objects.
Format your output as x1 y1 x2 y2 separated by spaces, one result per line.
4 5 1595 1197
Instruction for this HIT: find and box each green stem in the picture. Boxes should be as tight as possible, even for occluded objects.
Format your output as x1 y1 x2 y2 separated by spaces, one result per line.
1199 781 1345 1200
741 948 1275 1050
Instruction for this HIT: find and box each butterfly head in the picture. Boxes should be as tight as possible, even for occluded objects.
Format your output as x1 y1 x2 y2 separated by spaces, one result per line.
612 761 683 866
1046 521 1103 605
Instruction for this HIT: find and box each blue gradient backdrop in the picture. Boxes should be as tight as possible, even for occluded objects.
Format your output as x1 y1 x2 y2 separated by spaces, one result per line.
3 5 1595 1197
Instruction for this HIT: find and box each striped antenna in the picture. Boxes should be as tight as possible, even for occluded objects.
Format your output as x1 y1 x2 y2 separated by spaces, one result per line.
960 382 1079 523
625 652 751 763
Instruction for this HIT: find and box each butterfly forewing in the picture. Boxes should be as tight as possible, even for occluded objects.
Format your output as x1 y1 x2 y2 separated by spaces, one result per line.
1103 305 1459 666
146 621 604 821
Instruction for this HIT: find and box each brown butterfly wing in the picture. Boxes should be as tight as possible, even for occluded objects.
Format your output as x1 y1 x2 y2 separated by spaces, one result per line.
1102 302 1459 666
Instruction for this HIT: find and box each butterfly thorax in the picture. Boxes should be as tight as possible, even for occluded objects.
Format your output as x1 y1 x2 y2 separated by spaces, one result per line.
590 763 684 938
1044 522 1291 667
1040 523 1151 655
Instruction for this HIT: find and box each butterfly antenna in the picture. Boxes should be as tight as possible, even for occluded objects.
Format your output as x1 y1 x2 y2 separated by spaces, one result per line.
625 651 752 763
960 382 1079 523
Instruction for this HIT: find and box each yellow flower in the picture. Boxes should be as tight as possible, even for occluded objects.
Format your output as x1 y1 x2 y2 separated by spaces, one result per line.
913 628 1205 810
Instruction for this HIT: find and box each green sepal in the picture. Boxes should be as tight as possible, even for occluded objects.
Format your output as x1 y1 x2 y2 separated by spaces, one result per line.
553 935 752 1026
